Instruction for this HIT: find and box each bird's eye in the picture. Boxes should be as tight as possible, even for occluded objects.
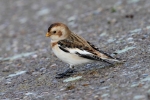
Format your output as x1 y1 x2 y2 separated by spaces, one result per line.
53 31 56 34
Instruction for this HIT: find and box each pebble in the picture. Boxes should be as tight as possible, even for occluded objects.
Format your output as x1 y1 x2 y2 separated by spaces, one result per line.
2 66 10 72
68 16 77 22
7 70 27 78
101 93 109 98
32 54 38 58
50 63 58 68
32 72 41 76
19 17 27 24
39 67 47 73
36 8 50 16
133 95 145 100
127 0 140 4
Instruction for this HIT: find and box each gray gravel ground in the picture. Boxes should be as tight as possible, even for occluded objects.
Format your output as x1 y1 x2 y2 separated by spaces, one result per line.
0 0 150 100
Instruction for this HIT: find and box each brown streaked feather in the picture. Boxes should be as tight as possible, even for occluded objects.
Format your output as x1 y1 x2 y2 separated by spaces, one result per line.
87 41 115 59
57 31 62 37
51 42 57 47
58 32 114 59
58 32 94 52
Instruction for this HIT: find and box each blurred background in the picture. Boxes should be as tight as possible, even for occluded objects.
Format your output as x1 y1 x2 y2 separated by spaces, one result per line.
1 0 150 56
0 0 150 100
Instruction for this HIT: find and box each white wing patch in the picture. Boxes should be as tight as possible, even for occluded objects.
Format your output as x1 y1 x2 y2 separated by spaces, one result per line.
67 48 92 55
57 44 93 55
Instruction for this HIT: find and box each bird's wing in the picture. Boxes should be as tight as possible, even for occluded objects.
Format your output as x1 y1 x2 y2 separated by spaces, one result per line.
58 39 119 64
87 41 121 62
58 39 94 55
87 41 114 59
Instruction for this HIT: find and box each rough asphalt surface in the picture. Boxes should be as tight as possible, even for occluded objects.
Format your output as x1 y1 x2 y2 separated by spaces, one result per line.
0 0 150 100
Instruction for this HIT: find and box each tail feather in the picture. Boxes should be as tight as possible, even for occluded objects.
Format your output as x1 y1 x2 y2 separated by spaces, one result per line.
100 52 125 63
103 57 125 63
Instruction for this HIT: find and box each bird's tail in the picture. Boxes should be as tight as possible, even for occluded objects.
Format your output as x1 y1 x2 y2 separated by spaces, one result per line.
105 58 124 62
98 50 125 64
102 56 125 64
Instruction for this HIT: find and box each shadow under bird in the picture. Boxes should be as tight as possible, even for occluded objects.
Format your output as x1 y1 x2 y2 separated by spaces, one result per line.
46 23 123 78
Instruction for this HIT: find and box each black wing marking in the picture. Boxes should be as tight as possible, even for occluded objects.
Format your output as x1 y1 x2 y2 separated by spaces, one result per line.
58 41 70 53
58 39 93 52
59 46 70 53
76 52 112 64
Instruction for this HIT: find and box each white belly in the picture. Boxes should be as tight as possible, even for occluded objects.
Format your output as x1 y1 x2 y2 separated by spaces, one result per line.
52 44 92 65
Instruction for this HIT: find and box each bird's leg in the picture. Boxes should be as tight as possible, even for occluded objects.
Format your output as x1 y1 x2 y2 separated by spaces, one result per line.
56 65 77 79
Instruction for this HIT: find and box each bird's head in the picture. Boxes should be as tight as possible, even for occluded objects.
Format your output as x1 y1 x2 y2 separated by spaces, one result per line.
46 23 70 42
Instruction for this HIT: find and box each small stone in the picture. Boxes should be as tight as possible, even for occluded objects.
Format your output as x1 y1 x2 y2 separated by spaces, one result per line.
50 63 58 68
142 74 148 78
68 16 77 22
7 70 27 77
36 8 50 16
101 93 109 98
137 83 143 87
99 32 107 37
94 95 102 100
63 76 82 82
23 96 31 100
40 92 50 96
127 0 140 3
82 83 90 86
2 66 10 72
100 80 105 83
32 72 41 76
32 54 38 58
39 67 47 73
93 7 103 15
19 18 27 24
133 95 144 99
65 85 75 91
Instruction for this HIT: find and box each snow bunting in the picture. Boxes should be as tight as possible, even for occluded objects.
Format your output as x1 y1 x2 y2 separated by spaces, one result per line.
46 23 121 78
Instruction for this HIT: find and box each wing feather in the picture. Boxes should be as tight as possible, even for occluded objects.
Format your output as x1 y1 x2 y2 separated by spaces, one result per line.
57 36 120 63
58 39 112 63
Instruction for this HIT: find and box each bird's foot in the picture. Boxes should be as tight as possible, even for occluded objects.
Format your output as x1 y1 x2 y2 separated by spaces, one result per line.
55 68 77 79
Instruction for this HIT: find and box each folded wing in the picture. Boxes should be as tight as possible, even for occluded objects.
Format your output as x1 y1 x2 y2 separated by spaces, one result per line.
58 39 120 64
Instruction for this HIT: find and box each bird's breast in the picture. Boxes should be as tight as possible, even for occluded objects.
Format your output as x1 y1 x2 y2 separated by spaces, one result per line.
51 43 92 65
51 42 57 48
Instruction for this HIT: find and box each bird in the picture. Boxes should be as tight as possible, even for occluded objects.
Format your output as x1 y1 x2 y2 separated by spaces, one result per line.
46 22 122 78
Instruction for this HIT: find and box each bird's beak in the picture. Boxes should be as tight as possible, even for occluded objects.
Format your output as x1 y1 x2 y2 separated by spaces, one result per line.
46 32 51 37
